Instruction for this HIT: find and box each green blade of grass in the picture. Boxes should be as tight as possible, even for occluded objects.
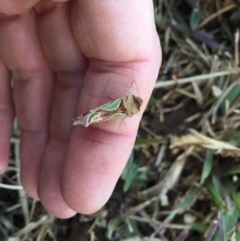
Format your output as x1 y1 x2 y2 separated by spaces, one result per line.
152 186 199 234
220 85 240 111
201 150 213 184
221 131 240 145
190 7 201 30
217 164 240 177
106 218 123 239
212 206 239 241
121 151 140 192
225 180 240 210
121 151 134 180
87 218 99 233
123 161 139 192
135 138 162 146
236 233 240 240
205 176 228 212
224 206 240 233
191 222 206 233
177 186 199 212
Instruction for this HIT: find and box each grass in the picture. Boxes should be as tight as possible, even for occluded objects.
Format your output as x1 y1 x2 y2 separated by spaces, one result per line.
2 0 240 240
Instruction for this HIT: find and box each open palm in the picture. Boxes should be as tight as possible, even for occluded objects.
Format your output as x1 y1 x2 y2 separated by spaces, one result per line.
0 0 161 218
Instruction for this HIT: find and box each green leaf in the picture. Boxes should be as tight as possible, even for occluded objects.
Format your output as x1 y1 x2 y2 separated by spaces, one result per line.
121 151 134 180
225 180 240 210
123 220 138 237
213 206 239 241
220 85 240 111
137 171 148 181
177 186 199 212
123 162 139 192
236 233 240 241
106 218 123 239
121 152 140 192
161 186 199 226
221 131 240 145
205 177 228 212
148 96 157 107
191 222 206 233
218 164 240 177
87 218 99 233
226 85 240 105
201 150 213 184
190 8 200 30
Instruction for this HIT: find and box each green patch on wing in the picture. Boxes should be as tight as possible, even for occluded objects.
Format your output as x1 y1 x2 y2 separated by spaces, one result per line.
101 98 122 111
107 113 126 120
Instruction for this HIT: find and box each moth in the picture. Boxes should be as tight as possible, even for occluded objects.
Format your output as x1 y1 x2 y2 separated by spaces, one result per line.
72 93 143 128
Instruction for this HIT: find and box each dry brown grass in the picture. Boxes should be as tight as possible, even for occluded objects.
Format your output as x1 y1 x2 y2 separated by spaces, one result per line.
2 0 240 240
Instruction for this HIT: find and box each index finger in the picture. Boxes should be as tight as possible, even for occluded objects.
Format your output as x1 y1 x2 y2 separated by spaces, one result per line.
61 0 161 214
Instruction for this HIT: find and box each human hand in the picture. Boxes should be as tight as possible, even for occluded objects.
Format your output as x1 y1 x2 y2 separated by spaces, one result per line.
0 0 161 218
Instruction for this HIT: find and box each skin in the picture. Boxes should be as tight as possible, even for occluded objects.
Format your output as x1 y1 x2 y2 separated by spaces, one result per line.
0 0 161 218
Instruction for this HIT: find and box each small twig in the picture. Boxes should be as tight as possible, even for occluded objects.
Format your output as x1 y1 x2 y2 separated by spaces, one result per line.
212 80 240 124
0 183 23 190
155 69 240 88
198 4 236 28
234 29 239 67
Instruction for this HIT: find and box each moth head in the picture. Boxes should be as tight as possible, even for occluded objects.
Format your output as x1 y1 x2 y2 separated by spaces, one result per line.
121 94 143 116
72 116 89 128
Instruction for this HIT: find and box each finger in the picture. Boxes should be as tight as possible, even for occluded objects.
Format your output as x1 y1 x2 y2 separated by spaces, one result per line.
0 10 54 200
0 0 39 15
35 2 86 217
0 59 14 173
62 0 161 213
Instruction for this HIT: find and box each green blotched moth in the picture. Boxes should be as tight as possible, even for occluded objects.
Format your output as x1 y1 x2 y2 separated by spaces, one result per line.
72 93 143 128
